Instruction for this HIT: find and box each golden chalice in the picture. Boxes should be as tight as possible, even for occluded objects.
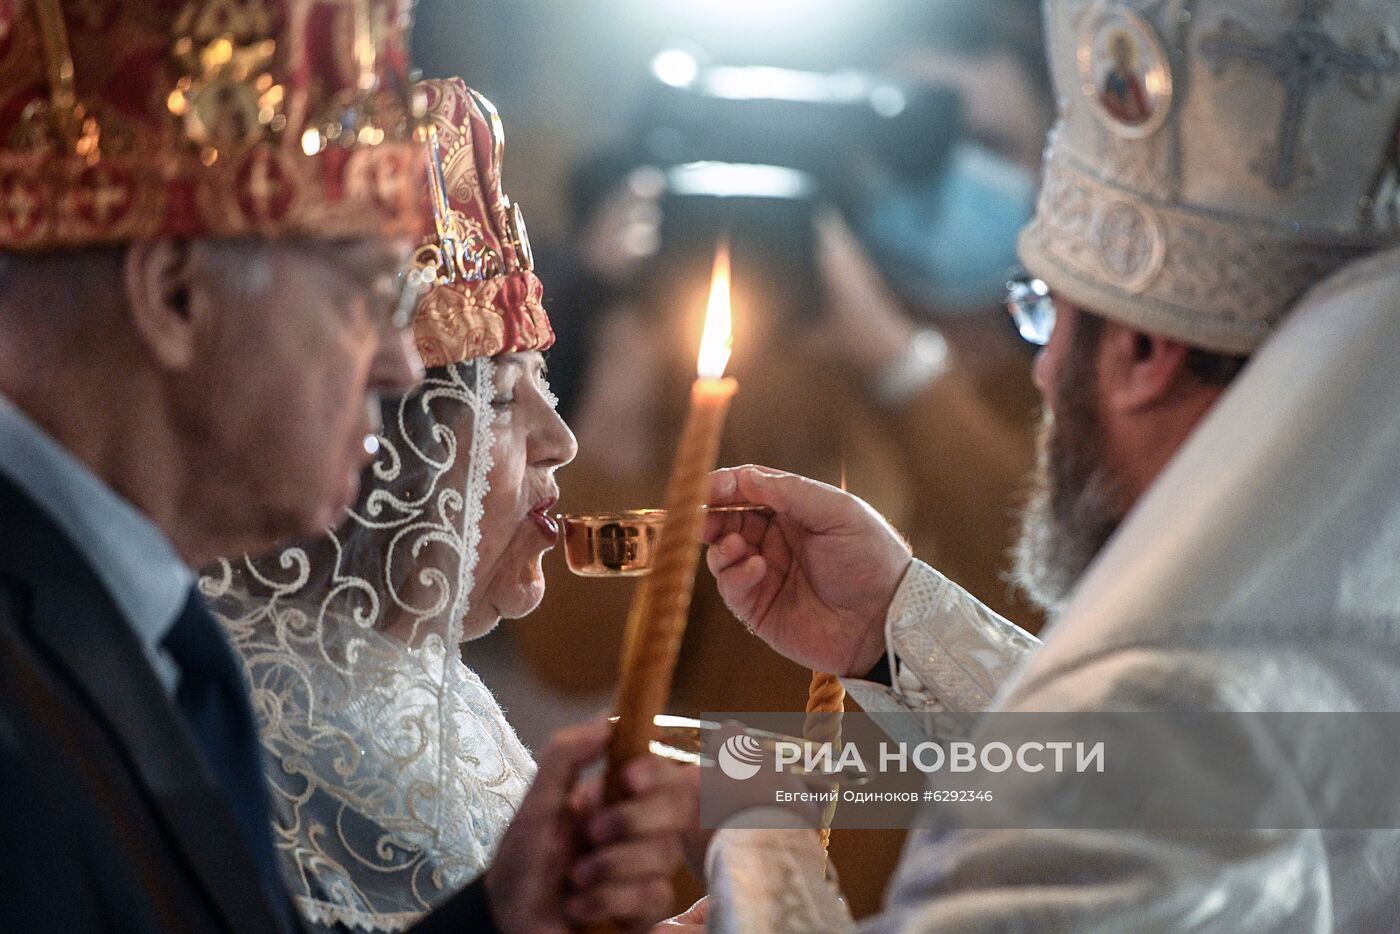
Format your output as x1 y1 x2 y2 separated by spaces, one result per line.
559 504 771 577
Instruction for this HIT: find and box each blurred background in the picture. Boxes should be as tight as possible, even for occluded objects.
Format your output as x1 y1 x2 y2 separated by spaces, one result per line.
414 0 1051 918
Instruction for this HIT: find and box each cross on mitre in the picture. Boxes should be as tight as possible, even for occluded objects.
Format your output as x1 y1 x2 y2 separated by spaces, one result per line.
1200 0 1400 191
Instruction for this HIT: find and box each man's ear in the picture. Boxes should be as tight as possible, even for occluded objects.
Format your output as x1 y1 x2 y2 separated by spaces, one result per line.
1095 318 1191 414
123 239 198 371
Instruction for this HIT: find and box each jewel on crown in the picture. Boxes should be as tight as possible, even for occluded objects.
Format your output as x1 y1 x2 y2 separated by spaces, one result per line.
167 0 283 165
300 0 419 157
411 123 505 286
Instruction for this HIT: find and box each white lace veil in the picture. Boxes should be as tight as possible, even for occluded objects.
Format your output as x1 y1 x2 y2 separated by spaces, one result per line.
202 359 536 931
202 76 557 931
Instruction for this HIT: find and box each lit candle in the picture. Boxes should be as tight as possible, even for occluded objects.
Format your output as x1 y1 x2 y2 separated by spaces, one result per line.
603 243 738 802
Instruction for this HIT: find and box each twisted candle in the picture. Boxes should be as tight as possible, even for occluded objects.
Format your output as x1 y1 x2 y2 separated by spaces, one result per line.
585 246 735 934
601 377 735 803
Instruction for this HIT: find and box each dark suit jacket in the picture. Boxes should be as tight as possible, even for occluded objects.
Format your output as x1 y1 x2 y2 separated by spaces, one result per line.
0 473 500 932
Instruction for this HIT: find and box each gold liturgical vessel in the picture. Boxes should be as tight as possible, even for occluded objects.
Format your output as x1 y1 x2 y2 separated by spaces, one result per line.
559 503 770 577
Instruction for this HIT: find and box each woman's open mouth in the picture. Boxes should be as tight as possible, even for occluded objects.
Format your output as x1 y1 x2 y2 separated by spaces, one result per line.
528 497 560 543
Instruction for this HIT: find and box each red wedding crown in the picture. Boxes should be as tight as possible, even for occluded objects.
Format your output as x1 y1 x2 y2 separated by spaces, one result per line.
409 77 553 367
0 0 428 249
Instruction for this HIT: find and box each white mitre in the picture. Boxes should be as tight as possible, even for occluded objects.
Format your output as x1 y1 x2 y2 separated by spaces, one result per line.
1019 0 1400 354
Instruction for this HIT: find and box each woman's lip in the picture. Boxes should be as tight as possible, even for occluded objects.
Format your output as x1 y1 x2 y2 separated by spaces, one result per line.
529 510 560 543
529 497 560 543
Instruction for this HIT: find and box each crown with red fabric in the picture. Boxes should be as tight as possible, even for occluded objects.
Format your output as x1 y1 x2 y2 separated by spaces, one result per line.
409 77 552 368
0 0 427 250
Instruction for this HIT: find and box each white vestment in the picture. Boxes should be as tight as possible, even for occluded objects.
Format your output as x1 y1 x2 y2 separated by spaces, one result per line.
706 248 1400 932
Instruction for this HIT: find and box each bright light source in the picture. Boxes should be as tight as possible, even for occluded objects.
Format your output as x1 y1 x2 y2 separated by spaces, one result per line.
667 162 813 200
700 65 875 104
627 165 668 199
702 66 831 102
652 49 700 88
870 84 907 118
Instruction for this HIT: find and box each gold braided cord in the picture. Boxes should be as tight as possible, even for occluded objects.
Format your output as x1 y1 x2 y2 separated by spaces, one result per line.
804 671 845 854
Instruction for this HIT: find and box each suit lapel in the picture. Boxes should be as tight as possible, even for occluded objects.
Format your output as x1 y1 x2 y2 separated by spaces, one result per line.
0 473 290 933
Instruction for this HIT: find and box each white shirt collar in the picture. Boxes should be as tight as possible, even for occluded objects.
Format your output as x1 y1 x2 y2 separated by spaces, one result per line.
0 392 190 694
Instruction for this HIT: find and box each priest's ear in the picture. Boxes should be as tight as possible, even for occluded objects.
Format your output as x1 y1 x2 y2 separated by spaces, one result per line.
123 239 200 371
1095 320 1196 414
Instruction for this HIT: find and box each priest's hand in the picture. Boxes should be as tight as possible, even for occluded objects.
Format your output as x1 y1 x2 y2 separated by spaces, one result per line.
703 465 913 677
483 720 692 934
651 897 709 930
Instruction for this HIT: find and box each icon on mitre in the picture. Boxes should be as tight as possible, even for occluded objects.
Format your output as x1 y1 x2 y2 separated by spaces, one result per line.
1100 31 1151 124
1081 8 1173 139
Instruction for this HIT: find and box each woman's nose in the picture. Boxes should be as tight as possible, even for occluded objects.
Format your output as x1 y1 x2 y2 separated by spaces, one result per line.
535 406 578 469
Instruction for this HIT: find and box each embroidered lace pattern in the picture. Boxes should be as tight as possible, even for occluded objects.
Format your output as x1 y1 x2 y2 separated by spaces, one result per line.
202 359 535 931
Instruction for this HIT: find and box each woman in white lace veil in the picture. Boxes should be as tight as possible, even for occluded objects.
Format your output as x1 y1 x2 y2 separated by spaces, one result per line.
201 79 575 931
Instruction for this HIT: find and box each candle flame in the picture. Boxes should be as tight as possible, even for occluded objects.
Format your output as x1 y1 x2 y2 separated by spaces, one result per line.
697 242 733 379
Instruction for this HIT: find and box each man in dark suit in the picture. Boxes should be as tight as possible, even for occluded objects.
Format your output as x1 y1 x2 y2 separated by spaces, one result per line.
0 2 692 931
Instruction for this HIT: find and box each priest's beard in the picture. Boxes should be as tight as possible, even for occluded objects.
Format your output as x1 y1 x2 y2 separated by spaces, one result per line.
1011 324 1124 614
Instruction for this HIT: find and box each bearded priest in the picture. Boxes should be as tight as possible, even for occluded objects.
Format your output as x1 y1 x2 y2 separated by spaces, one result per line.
699 0 1400 930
